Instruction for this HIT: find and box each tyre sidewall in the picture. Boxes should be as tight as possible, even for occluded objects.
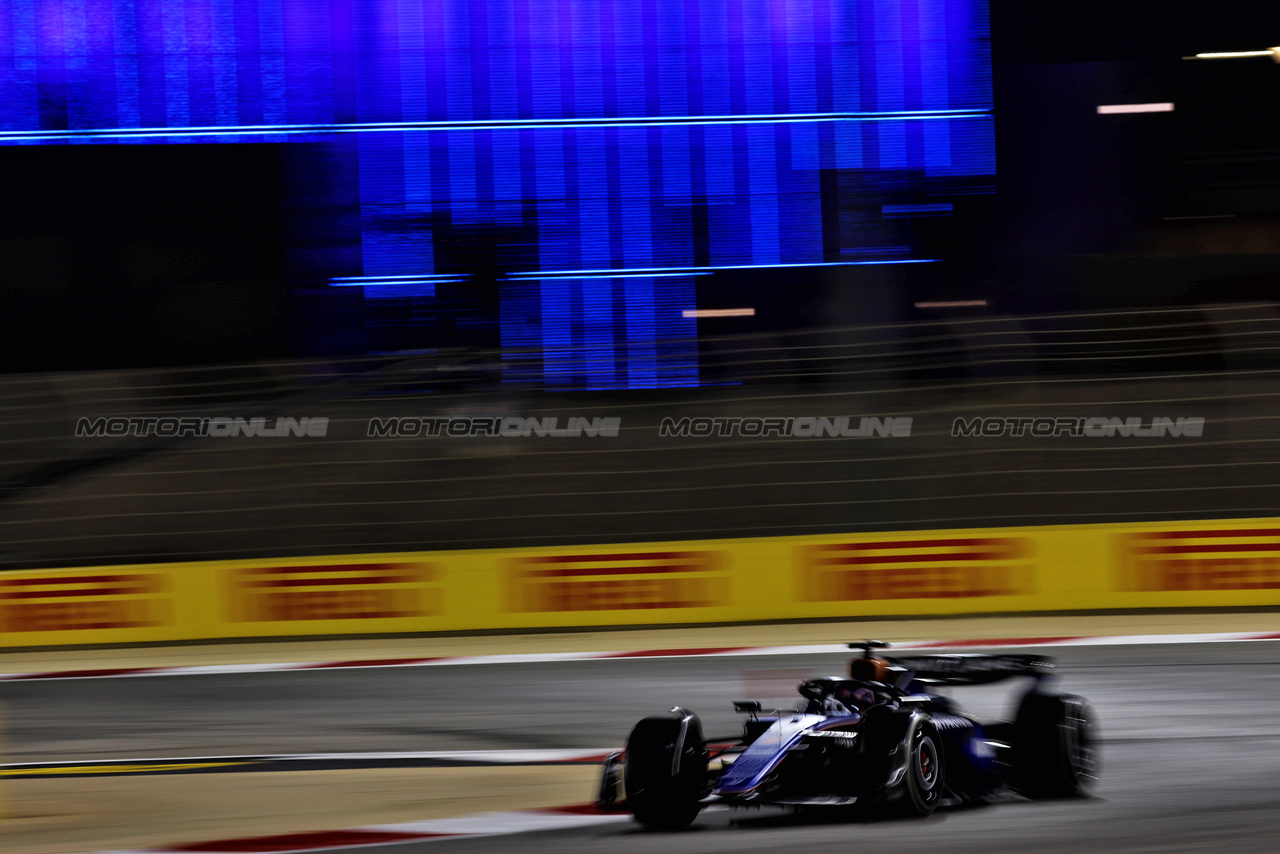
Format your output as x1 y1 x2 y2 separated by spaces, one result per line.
856 710 943 817
903 717 944 815
1013 692 1098 798
624 712 707 830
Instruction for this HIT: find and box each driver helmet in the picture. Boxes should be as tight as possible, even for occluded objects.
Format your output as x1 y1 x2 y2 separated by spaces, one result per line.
838 685 877 710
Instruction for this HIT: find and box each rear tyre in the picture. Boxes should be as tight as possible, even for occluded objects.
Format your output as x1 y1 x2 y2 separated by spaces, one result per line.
898 717 944 816
624 709 707 831
1012 692 1099 798
855 711 944 818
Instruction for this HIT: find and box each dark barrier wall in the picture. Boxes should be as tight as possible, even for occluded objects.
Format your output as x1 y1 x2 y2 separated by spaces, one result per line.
1 304 1279 569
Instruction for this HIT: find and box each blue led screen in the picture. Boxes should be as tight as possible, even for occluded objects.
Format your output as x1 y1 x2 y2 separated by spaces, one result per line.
0 0 994 388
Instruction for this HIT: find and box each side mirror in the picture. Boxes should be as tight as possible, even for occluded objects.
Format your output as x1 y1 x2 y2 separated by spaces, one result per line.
798 682 826 702
733 700 763 713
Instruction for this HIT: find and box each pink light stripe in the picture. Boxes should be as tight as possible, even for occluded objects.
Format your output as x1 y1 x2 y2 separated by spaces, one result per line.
5 666 164 680
163 828 455 852
83 805 630 854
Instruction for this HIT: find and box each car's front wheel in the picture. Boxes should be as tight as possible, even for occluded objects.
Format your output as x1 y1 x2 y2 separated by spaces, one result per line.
623 708 707 830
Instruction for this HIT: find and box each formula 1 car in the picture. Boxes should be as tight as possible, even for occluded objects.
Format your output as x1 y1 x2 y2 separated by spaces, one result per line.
597 641 1098 830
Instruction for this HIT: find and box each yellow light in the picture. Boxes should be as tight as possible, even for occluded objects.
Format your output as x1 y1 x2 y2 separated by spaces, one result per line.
1097 103 1174 114
682 308 756 318
1189 50 1274 59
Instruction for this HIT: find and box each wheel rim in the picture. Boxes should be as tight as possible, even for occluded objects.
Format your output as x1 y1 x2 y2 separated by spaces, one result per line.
915 735 940 791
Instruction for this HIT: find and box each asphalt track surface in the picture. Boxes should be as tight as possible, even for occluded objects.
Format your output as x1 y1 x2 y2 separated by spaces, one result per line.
5 641 1280 852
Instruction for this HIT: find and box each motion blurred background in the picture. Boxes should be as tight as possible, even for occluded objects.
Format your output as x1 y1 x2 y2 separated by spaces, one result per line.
0 0 1278 569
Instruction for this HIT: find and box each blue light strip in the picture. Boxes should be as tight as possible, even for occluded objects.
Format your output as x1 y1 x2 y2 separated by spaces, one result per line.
329 275 469 286
512 271 717 280
505 259 939 279
329 260 933 287
882 202 956 215
0 110 991 144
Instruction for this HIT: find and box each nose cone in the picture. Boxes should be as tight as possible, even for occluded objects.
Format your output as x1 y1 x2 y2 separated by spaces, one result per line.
714 714 826 796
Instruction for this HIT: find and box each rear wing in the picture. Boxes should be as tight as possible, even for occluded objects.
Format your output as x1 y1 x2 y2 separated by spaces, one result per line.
886 653 1054 686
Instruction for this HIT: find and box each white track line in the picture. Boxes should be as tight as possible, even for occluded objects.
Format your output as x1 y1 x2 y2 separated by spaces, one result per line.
0 748 612 771
3 631 1279 683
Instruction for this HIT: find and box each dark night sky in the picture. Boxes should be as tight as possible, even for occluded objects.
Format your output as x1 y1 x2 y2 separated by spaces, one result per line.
991 0 1280 212
979 1 1280 310
0 144 293 372
993 1 1280 65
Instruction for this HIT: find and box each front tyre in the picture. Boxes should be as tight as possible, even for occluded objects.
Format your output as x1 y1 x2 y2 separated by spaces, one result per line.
624 709 707 831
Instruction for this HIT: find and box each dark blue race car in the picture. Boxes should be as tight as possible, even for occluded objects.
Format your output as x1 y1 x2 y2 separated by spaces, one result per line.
597 641 1098 830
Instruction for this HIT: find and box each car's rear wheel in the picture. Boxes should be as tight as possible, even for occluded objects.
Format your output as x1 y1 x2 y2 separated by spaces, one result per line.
899 717 944 816
1011 692 1099 798
624 709 707 831
855 710 944 818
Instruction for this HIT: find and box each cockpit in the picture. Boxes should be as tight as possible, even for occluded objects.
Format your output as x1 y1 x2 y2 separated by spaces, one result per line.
795 649 917 715
797 676 891 715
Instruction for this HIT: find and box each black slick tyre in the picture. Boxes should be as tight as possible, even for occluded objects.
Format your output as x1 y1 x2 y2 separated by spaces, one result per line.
623 710 707 831
898 717 944 816
1012 692 1099 798
855 710 944 819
